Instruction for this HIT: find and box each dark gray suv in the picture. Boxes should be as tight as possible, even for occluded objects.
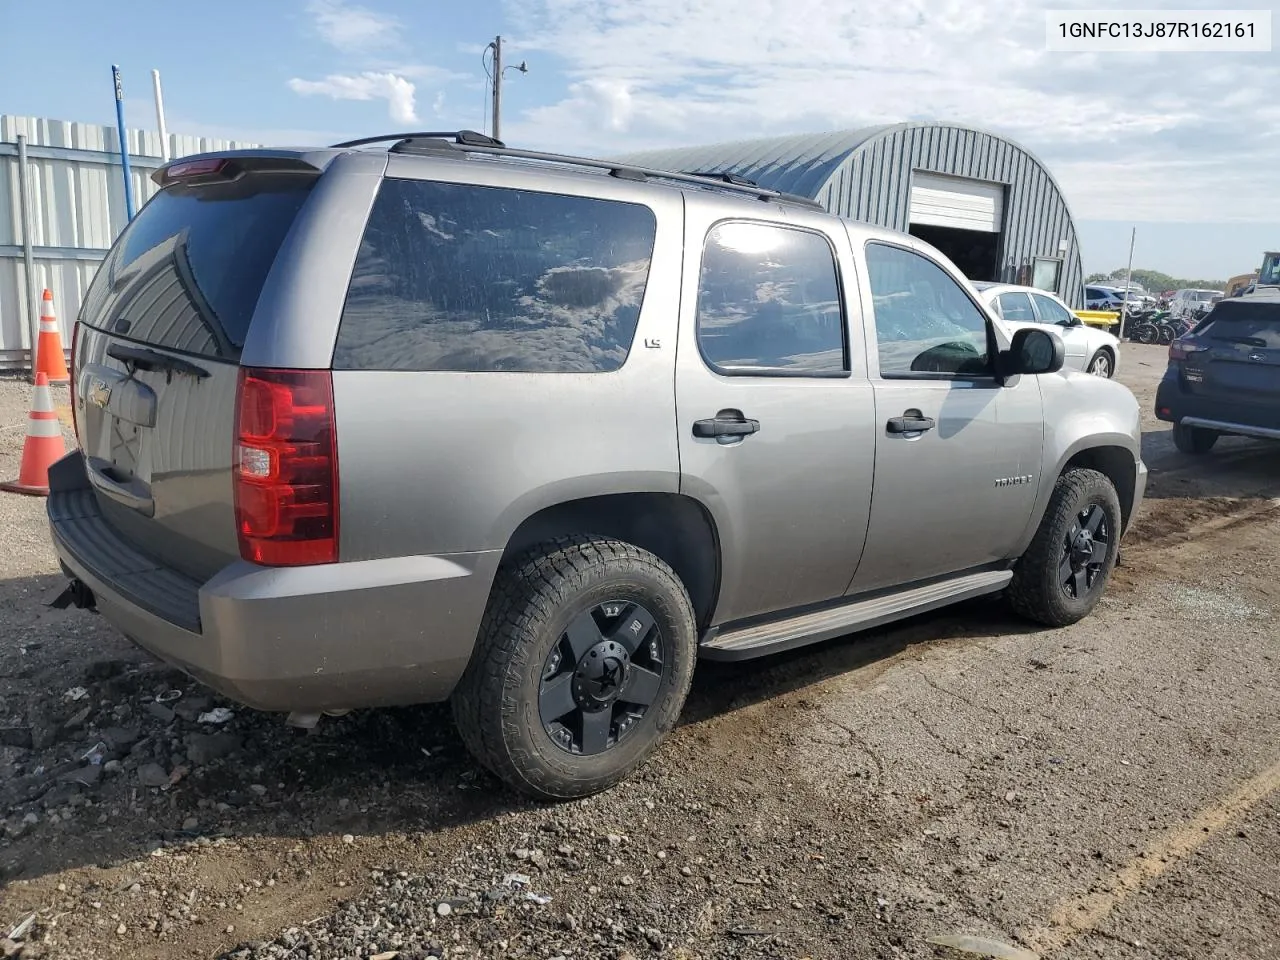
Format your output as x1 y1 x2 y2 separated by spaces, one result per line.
48 132 1147 799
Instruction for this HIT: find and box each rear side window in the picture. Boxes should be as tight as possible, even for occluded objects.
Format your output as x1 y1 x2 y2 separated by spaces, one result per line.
996 292 1035 322
80 175 313 361
334 179 657 373
1197 303 1280 348
695 221 847 376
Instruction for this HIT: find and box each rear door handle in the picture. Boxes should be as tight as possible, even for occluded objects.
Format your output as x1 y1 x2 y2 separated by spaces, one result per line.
886 414 936 434
693 415 760 439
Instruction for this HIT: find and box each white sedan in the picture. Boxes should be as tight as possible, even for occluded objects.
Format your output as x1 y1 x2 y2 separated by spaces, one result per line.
974 282 1122 378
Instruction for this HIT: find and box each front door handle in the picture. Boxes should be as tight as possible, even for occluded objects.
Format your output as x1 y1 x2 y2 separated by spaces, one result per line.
886 413 936 434
693 414 760 439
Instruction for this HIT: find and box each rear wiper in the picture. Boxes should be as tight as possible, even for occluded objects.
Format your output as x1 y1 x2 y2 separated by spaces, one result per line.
108 343 210 381
1211 335 1268 348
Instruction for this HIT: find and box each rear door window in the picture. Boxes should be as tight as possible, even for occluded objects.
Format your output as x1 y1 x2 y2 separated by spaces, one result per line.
996 292 1036 322
334 179 657 373
1031 293 1074 325
80 175 314 361
695 221 847 376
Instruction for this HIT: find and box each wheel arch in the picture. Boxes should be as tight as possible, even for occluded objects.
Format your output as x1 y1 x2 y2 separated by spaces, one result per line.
499 492 722 629
1014 432 1141 556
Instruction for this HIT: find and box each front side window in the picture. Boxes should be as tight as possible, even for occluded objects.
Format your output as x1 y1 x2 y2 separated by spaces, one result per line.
696 222 847 376
1031 293 1074 326
865 242 992 378
335 179 657 373
996 292 1036 323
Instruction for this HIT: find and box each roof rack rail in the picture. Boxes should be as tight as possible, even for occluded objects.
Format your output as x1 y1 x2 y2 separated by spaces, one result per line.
330 130 505 149
682 171 759 188
328 132 825 211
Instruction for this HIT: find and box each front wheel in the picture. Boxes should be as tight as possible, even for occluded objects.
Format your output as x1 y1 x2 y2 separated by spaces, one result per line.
1133 323 1159 345
1008 468 1122 628
1087 349 1115 378
452 536 697 800
1172 422 1218 455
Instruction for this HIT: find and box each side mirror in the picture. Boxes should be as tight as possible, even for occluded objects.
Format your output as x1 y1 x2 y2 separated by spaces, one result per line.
1002 327 1065 377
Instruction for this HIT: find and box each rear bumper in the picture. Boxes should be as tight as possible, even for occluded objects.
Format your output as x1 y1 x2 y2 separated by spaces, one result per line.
46 452 500 713
1155 371 1280 437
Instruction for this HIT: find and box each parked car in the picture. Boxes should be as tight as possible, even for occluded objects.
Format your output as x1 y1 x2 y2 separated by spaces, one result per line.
975 282 1121 378
47 132 1148 799
1156 290 1280 454
1086 285 1126 311
1169 288 1222 320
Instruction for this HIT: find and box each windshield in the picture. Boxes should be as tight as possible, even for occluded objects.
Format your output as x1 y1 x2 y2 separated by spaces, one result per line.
1261 253 1280 286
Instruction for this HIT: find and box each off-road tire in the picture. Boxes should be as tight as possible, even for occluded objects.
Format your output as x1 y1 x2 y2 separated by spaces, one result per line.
1086 348 1115 378
451 535 697 800
1172 423 1218 455
1008 468 1121 627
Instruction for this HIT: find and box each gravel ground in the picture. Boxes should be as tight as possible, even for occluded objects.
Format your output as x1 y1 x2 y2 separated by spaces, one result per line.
1 348 1278 960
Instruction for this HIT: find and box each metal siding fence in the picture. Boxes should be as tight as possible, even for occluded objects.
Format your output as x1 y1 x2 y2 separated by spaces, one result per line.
0 115 259 370
616 123 1086 309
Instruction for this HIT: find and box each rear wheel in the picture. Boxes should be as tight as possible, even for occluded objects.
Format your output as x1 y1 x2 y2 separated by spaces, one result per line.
1172 423 1218 455
1086 349 1114 378
452 536 696 800
1008 468 1121 628
1133 323 1159 345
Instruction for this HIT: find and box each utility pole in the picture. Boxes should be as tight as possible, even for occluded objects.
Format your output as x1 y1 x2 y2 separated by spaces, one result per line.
1121 226 1136 340
486 35 527 143
491 35 503 142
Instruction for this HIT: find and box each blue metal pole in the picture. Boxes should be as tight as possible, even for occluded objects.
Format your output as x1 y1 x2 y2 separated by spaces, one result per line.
111 64 136 221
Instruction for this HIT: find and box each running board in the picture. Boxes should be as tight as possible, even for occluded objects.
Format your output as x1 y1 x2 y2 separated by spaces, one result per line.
699 569 1013 661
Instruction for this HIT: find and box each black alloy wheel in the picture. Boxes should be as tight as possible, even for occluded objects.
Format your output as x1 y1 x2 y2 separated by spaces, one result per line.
1061 504 1110 601
539 600 666 756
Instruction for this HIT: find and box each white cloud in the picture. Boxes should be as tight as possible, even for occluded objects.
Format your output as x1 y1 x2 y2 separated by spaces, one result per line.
504 0 1280 223
307 0 400 53
288 72 420 124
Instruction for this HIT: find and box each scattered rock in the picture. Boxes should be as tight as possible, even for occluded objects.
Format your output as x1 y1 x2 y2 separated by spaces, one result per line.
435 902 452 917
174 697 212 724
137 763 170 788
103 727 141 750
186 732 242 766
103 760 123 775
0 938 22 958
249 784 268 797
146 702 176 724
182 817 200 832
63 705 92 731
58 764 102 787
0 727 33 750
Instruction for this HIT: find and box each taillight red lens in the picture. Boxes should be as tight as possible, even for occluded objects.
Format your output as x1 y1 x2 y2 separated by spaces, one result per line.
1169 340 1207 362
233 368 339 566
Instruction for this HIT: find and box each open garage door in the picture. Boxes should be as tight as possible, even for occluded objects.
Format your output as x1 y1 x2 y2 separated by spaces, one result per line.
908 172 1005 281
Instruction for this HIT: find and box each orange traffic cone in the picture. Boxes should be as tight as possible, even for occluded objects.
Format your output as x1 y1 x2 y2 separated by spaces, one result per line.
1 373 67 497
35 289 70 385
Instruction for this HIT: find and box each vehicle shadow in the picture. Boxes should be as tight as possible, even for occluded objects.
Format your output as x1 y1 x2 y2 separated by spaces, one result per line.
1141 426 1280 501
0 575 1036 886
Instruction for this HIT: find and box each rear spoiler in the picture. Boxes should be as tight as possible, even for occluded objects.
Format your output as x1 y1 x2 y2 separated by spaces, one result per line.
151 149 336 187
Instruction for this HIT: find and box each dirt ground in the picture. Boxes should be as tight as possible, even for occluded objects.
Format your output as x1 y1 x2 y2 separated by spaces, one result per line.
1 344 1277 960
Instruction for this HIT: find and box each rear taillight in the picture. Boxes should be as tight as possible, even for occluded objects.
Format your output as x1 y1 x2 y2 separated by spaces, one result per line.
233 368 339 566
69 321 81 439
1169 339 1207 362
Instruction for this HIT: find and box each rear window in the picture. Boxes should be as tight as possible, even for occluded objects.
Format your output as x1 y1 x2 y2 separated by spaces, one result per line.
334 179 657 373
1197 302 1280 348
80 174 313 361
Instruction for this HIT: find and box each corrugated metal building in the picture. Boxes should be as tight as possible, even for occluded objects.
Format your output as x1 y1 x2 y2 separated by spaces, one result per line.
616 122 1085 308
0 115 259 369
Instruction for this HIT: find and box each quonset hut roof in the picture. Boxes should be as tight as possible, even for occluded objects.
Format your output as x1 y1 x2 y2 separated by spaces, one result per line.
613 126 898 202
614 122 1085 308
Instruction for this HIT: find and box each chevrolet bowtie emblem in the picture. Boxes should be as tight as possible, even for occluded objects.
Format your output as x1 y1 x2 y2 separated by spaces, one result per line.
88 377 111 409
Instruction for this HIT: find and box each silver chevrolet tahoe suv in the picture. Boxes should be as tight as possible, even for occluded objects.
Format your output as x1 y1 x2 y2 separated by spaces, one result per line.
48 132 1147 800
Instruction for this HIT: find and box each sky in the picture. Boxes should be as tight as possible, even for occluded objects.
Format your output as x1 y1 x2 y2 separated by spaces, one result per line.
1 0 1276 281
